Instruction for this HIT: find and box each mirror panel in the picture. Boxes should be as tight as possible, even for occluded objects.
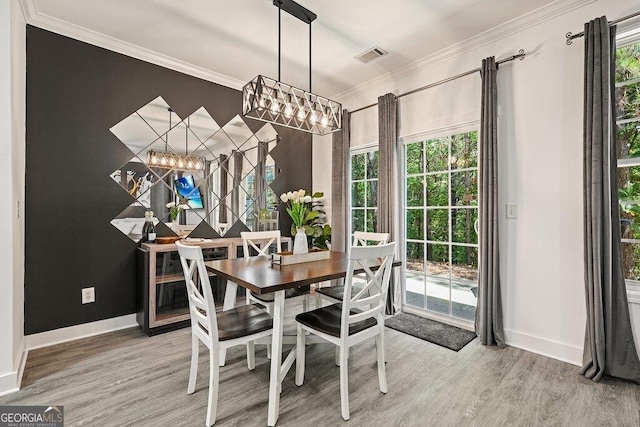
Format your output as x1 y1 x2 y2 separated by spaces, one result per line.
109 97 282 241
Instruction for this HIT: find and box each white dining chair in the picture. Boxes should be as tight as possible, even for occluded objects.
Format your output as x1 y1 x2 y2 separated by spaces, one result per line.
241 230 312 357
176 241 273 426
315 231 390 306
294 242 396 421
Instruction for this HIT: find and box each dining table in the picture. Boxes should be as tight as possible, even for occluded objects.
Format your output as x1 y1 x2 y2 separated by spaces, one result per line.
205 250 400 426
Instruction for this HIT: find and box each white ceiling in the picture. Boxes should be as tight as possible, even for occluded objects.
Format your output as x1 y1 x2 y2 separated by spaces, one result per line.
32 0 559 97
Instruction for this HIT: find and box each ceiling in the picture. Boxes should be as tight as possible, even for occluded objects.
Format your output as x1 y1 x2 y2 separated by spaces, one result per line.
31 0 560 97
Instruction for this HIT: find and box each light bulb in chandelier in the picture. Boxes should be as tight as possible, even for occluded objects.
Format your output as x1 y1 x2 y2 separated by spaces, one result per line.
284 104 293 118
297 107 305 120
270 100 279 114
321 114 329 127
187 159 193 169
169 157 176 167
194 160 202 170
160 156 168 166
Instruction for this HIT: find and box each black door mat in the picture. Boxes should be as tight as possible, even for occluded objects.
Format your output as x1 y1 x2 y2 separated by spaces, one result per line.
385 312 476 351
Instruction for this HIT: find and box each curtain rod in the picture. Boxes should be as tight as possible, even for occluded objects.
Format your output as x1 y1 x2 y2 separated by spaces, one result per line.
349 50 526 114
566 10 640 45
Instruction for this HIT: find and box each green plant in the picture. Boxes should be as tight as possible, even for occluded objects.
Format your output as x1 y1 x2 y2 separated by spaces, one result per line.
281 190 332 249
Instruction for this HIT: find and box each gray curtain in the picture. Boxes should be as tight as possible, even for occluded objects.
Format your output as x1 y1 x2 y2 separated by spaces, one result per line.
476 56 505 347
255 141 268 213
580 17 640 383
331 109 350 252
231 150 243 219
218 154 228 224
377 93 400 315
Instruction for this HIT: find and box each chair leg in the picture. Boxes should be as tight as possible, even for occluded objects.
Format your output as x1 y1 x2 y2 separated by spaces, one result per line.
187 334 199 394
295 324 306 386
247 341 255 371
339 346 350 421
303 294 309 312
315 293 322 309
335 345 340 367
376 333 388 394
266 303 272 359
206 348 220 427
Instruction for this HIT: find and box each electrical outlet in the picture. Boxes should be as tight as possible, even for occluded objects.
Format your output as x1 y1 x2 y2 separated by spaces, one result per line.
506 203 518 219
82 287 95 304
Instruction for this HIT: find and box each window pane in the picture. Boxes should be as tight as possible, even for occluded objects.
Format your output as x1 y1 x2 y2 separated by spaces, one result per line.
615 80 640 122
426 208 449 242
451 246 478 280
406 209 424 240
352 153 365 180
621 202 640 240
367 180 378 207
617 122 640 160
425 137 449 172
451 131 478 170
622 242 640 280
426 243 449 279
405 272 426 309
406 142 424 174
426 276 450 316
406 176 424 207
352 182 365 207
352 209 364 232
451 170 478 206
616 43 640 83
425 173 448 207
406 242 424 272
365 208 377 232
452 208 478 244
366 151 379 179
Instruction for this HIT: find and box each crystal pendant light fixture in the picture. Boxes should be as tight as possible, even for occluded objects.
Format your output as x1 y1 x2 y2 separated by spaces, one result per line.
242 0 342 136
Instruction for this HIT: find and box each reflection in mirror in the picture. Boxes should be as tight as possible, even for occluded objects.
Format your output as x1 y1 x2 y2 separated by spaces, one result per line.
109 97 282 241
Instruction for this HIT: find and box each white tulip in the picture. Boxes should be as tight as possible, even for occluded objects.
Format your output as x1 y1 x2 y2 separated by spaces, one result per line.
166 202 176 208
303 195 312 203
298 189 305 198
280 193 288 202
287 191 294 200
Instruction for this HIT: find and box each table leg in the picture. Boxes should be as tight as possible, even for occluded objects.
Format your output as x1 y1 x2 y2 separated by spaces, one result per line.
267 290 285 426
220 281 238 366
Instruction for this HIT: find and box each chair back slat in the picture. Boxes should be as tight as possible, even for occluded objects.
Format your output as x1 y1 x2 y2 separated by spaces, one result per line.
352 231 390 247
241 230 282 257
176 241 220 345
340 242 396 338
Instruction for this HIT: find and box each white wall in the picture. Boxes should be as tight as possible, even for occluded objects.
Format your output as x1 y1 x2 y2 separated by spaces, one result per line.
314 0 640 365
0 0 26 395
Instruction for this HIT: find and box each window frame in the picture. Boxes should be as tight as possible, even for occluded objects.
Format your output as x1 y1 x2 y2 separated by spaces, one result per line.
348 143 379 238
616 29 640 288
400 122 480 322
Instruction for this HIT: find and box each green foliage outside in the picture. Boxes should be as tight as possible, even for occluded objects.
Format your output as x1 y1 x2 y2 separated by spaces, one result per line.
616 41 640 280
351 151 378 233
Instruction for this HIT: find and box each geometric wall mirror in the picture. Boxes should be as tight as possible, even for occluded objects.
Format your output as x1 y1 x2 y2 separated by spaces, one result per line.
109 96 281 241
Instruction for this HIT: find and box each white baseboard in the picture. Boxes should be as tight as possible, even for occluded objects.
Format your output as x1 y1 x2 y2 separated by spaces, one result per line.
0 338 27 396
25 314 138 350
504 328 583 367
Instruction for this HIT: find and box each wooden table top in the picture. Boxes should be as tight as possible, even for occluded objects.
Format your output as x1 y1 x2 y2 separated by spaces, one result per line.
205 251 401 295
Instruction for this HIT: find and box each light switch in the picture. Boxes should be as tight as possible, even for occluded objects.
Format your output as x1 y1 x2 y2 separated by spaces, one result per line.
506 203 518 219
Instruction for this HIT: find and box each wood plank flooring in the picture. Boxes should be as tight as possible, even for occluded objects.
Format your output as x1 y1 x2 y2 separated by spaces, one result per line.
1 321 639 426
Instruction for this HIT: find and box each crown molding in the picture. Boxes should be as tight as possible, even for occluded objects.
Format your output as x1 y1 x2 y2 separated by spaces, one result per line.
18 0 245 90
332 0 597 104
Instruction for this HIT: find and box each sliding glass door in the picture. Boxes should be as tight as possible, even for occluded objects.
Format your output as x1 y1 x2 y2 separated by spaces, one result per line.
403 130 479 322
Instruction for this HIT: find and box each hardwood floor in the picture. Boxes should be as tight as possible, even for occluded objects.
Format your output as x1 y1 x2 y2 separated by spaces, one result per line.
2 322 639 426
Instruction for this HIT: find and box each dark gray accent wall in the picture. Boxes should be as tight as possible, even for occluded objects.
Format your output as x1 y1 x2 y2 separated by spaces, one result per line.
25 26 312 335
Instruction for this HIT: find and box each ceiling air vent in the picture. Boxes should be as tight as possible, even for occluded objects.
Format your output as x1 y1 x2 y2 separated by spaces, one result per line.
355 46 388 63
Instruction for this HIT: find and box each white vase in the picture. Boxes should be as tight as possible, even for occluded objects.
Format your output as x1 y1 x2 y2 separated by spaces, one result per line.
293 227 309 255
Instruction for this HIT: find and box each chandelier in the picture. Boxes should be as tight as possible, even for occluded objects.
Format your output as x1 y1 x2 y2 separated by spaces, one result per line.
242 0 342 136
146 109 205 171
